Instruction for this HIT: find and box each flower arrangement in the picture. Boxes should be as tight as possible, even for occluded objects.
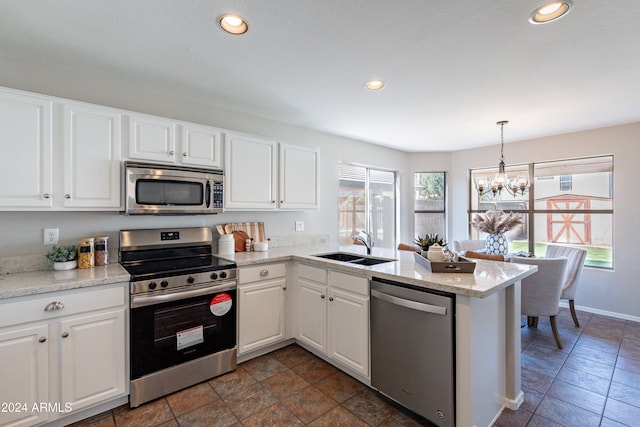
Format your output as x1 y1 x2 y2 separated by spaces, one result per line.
471 210 522 235
414 233 447 251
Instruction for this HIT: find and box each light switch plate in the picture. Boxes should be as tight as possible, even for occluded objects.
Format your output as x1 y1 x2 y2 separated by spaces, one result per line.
295 221 304 232
44 228 59 245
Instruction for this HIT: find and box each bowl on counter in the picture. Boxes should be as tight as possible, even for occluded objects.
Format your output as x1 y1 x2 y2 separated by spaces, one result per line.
253 241 269 251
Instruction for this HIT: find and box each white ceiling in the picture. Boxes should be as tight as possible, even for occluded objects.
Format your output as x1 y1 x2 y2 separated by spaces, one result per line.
2 0 640 152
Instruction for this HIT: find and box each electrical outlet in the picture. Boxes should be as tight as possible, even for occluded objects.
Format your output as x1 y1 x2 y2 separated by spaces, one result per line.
44 228 59 245
295 221 304 232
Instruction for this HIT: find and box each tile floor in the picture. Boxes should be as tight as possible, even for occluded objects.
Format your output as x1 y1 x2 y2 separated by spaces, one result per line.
73 307 640 427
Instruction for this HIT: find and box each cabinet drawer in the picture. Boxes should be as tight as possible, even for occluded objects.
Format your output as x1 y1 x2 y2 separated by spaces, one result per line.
298 264 327 283
0 283 127 328
328 270 369 296
239 263 286 284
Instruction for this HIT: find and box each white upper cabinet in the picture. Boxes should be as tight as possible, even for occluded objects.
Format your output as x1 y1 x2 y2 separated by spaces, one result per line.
181 122 223 168
128 113 223 168
128 113 176 163
63 102 122 209
0 89 53 208
279 143 319 209
225 132 278 210
225 133 319 211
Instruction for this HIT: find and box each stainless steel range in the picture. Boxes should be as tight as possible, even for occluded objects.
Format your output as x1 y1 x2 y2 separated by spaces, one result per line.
119 227 237 408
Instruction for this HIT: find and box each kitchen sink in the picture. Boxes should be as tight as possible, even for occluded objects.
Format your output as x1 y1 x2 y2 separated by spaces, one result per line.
312 252 395 266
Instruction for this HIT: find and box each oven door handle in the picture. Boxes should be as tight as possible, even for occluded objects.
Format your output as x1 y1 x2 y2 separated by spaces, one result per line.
131 281 237 308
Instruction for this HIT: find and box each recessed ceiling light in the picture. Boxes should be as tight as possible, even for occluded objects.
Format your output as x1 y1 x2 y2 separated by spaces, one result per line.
529 1 573 24
219 14 248 35
364 80 385 91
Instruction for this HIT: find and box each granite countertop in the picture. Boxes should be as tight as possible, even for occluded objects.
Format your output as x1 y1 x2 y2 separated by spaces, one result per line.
0 263 130 300
221 244 537 299
0 244 536 300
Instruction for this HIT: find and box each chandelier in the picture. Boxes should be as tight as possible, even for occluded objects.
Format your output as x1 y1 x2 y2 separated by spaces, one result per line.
474 121 529 198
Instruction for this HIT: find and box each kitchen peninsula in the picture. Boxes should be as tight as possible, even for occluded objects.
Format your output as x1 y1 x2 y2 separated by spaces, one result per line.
225 244 537 427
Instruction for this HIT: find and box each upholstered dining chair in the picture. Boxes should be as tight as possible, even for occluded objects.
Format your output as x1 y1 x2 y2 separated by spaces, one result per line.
545 244 588 327
452 240 485 253
511 256 568 349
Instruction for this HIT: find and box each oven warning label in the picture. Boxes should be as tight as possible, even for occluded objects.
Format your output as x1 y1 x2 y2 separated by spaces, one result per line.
210 293 232 316
176 325 204 350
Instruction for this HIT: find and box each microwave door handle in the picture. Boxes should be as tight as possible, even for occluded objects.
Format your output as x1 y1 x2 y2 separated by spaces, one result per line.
205 181 211 208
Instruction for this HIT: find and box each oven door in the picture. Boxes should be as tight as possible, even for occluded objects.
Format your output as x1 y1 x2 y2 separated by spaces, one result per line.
130 283 236 380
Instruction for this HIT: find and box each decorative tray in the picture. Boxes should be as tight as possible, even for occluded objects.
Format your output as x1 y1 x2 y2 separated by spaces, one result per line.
413 252 476 273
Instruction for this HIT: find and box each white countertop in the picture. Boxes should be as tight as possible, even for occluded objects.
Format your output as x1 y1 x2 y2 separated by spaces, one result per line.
0 244 536 300
0 263 130 300
220 244 537 298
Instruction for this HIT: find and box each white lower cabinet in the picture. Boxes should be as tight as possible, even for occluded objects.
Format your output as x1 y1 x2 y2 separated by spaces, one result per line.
297 264 370 378
0 283 128 427
238 263 287 355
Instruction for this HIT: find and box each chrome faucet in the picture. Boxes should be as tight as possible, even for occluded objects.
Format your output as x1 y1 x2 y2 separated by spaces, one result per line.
352 230 374 255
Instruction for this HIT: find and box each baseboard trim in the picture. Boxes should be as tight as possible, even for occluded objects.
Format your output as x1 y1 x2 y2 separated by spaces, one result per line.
559 301 640 323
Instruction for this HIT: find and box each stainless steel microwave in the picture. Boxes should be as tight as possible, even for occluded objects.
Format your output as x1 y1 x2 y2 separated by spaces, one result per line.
123 162 224 215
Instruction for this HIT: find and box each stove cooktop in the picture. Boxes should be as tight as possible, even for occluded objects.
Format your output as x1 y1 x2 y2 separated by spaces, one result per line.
122 255 236 282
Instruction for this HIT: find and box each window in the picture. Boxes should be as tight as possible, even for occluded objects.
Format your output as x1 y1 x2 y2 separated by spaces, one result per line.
414 172 446 238
339 163 396 248
469 155 613 268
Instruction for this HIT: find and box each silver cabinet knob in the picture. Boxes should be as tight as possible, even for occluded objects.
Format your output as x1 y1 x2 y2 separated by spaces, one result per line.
44 301 65 311
61 332 69 338
259 269 269 277
182 152 187 157
42 193 51 199
283 287 287 291
320 294 326 299
64 194 71 199
168 150 175 156
329 297 334 301
39 336 47 343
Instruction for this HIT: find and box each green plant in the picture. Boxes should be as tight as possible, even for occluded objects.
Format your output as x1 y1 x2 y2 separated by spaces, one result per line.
414 233 446 251
46 246 78 263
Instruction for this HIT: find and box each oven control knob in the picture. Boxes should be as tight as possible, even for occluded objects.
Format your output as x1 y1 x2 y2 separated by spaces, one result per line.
148 282 157 290
187 276 195 284
210 272 218 280
220 271 228 279
160 280 169 288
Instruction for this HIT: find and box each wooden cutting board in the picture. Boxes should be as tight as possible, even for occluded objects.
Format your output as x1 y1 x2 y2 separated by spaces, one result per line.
226 222 266 242
232 230 250 252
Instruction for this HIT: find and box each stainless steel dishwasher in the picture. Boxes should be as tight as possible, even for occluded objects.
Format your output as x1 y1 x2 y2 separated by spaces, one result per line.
371 278 455 427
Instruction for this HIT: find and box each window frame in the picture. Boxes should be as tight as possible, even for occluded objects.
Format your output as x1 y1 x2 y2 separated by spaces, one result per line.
414 171 447 240
468 155 614 269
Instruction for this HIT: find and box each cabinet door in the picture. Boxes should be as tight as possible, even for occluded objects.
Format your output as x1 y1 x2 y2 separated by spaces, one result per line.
238 278 286 354
297 279 327 353
0 324 49 427
128 113 176 163
63 103 122 208
59 308 126 412
225 133 278 210
279 144 319 209
0 90 53 208
180 123 222 168
328 288 369 377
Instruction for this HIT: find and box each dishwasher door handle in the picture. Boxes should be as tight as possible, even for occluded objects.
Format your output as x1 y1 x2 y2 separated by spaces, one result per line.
371 289 447 316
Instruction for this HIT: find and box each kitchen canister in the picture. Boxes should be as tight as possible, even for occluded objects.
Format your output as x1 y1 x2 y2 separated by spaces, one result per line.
95 236 109 266
78 237 95 269
218 234 235 254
